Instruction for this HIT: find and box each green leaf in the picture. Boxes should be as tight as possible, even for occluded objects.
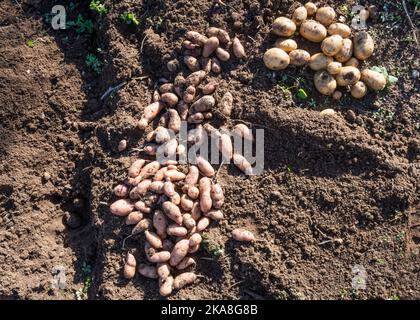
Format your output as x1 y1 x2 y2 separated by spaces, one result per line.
387 75 398 86
26 39 35 48
296 88 308 100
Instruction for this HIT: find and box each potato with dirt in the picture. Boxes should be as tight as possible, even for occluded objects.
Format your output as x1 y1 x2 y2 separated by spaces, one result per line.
351 81 368 98
110 199 134 217
309 53 333 71
321 35 344 56
263 48 290 70
334 38 353 63
300 20 327 42
199 177 212 213
123 252 137 279
304 2 317 16
314 70 337 95
353 31 375 60
138 102 165 129
173 272 197 290
275 39 298 52
292 6 308 25
361 69 387 91
327 61 342 75
169 239 190 267
336 66 361 86
315 6 336 26
328 23 351 38
232 37 246 58
232 228 255 242
272 17 296 37
289 49 311 66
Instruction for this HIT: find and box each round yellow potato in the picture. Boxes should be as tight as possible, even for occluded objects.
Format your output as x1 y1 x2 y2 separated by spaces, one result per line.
351 81 368 98
321 35 344 56
292 7 308 26
361 69 387 91
300 20 327 42
309 53 333 71
336 66 361 86
314 70 337 95
327 61 342 75
272 17 296 37
354 31 374 60
289 49 311 66
316 6 336 26
304 2 317 16
263 48 290 70
328 23 351 38
345 57 360 68
334 38 353 63
274 39 298 52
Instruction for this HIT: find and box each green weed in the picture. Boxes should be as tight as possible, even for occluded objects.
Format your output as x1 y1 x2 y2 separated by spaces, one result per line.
120 12 140 25
85 53 103 75
89 0 107 14
67 14 94 34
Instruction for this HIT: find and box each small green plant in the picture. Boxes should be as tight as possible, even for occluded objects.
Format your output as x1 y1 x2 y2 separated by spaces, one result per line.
89 0 107 14
372 108 395 124
26 39 36 48
146 16 163 30
389 293 400 300
85 53 103 75
202 233 224 257
296 88 308 100
67 14 94 34
75 262 92 300
120 12 140 25
277 290 289 300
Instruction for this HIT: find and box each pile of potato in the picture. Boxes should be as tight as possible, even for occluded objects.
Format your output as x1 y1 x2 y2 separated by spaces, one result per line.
110 27 255 297
263 2 387 100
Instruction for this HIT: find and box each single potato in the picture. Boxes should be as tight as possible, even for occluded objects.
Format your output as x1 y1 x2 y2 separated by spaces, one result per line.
289 49 311 66
316 6 336 26
334 38 353 63
353 31 374 60
274 39 298 52
321 35 344 56
309 53 333 71
361 69 387 91
272 17 296 37
263 48 290 70
300 20 327 42
336 66 361 86
314 70 337 95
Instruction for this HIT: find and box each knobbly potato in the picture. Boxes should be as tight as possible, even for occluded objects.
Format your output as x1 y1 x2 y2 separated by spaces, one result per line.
351 81 368 98
314 70 337 95
131 218 152 235
154 167 168 181
327 61 342 75
187 186 200 200
328 23 351 38
219 92 233 117
114 184 129 198
272 17 296 37
173 272 197 290
176 257 196 270
155 127 171 144
187 113 204 124
263 48 290 70
110 199 134 216
354 31 374 60
138 264 158 279
159 275 174 297
170 239 190 267
123 252 137 279
232 153 253 175
170 191 181 206
274 39 298 53
211 183 224 209
181 194 194 211
316 6 336 26
138 102 165 129
304 2 317 16
211 57 222 73
163 201 183 225
190 95 215 114
336 66 361 86
204 209 224 221
361 69 387 91
196 156 215 177
232 124 253 141
199 177 212 213
164 170 186 182
197 217 210 232
184 55 200 72
189 233 202 247
321 35 344 56
168 109 181 134
289 49 311 66
128 159 146 178
292 6 308 25
167 224 188 237
332 91 343 100
182 214 196 229
232 37 246 58
200 57 212 73
139 161 161 179
186 31 208 45
153 210 168 239
148 251 171 263
215 47 230 62
184 165 199 187
207 27 230 44
163 180 175 197
160 93 179 108
334 38 353 63
157 263 171 280
300 20 327 42
125 211 143 225
145 230 163 249
183 85 196 103
309 53 333 71
232 228 255 242
191 202 202 221
135 200 151 214
345 57 360 68
185 70 206 87
202 37 219 57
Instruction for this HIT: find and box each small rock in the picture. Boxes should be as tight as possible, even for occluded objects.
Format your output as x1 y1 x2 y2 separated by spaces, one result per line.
43 172 51 181
286 259 296 268
118 139 127 152
346 110 356 123
412 70 419 79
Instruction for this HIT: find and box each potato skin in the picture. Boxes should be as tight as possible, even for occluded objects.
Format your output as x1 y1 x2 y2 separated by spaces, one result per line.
351 81 368 98
289 49 311 66
361 69 387 91
321 35 344 57
232 228 255 241
316 6 336 26
304 2 317 16
309 53 333 71
327 61 342 75
272 17 296 37
300 20 327 42
336 66 361 86
334 38 353 63
173 272 197 290
110 199 134 217
263 48 290 70
353 31 374 60
274 39 298 52
292 6 308 25
169 239 190 267
314 70 337 95
345 57 360 68
328 23 351 38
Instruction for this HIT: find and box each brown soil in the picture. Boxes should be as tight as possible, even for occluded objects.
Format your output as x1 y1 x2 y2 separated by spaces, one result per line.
0 0 419 300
